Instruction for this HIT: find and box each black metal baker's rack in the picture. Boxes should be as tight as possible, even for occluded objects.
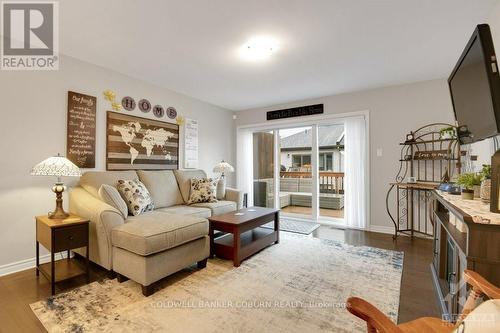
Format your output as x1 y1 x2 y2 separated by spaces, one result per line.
386 123 461 239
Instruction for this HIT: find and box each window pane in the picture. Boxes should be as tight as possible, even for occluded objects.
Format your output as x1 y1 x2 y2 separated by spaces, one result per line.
303 155 311 166
327 154 333 171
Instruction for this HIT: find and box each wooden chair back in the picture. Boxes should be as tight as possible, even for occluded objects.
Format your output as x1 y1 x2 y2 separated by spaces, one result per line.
346 269 500 333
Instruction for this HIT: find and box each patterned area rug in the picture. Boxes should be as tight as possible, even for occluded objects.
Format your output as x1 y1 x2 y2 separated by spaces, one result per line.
30 234 403 333
262 218 321 234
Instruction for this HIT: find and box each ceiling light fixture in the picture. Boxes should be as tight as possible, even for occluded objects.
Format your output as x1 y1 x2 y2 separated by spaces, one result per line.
239 36 277 62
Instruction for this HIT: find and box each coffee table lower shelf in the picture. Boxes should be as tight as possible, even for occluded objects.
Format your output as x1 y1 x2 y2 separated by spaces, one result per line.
214 227 277 265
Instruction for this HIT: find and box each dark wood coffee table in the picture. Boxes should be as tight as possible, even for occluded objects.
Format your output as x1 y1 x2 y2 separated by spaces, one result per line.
209 207 280 267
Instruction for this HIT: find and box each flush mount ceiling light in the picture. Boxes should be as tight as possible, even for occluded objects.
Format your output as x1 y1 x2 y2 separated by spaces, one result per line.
239 36 277 62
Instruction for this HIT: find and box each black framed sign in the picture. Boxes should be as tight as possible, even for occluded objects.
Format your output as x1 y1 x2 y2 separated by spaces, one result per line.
267 104 324 121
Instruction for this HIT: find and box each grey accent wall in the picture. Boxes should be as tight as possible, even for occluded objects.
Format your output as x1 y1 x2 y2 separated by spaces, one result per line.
0 54 235 268
234 79 455 229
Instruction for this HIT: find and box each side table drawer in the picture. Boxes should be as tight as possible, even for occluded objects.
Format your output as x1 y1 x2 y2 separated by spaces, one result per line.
53 224 88 252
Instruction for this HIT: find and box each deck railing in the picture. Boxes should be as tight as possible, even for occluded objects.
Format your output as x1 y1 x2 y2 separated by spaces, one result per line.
279 171 344 194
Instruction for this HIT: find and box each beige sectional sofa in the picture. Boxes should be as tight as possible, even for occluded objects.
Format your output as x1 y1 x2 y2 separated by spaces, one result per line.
69 169 243 296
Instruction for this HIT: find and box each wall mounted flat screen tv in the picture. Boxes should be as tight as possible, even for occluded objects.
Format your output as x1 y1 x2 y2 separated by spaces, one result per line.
448 24 500 144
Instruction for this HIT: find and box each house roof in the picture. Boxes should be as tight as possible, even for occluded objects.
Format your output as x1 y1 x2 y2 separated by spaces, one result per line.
280 126 344 149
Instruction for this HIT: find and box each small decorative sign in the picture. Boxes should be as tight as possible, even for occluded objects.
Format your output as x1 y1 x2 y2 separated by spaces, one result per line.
184 118 198 169
138 99 151 113
267 104 324 121
414 150 450 160
153 105 165 118
121 96 136 111
67 91 96 168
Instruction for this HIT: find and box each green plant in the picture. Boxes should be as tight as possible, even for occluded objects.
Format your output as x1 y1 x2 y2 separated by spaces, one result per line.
456 172 482 190
480 164 491 181
439 126 456 138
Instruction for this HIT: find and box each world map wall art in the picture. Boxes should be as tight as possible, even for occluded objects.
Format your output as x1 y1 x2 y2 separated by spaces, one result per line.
106 111 179 170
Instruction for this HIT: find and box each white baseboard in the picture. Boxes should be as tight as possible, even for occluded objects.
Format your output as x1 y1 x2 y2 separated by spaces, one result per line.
0 252 69 277
368 225 395 235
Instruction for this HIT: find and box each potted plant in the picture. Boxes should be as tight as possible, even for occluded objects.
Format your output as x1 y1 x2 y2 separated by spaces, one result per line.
456 172 482 200
480 164 491 203
439 126 456 139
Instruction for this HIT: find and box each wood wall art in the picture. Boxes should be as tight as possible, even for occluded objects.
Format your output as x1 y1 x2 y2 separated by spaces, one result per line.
66 91 96 168
106 111 179 170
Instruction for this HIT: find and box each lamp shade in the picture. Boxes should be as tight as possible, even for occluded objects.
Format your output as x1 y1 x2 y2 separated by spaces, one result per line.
30 154 81 177
213 161 234 174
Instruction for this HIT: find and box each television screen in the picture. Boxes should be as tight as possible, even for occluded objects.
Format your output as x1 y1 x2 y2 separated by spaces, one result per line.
448 24 500 143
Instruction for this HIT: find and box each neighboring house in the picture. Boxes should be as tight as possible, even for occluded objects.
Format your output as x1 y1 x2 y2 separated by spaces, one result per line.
280 126 345 172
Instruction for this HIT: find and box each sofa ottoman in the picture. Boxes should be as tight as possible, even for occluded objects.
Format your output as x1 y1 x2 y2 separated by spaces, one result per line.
111 212 210 296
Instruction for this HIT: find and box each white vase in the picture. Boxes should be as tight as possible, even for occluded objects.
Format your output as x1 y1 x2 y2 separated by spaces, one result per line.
480 179 491 203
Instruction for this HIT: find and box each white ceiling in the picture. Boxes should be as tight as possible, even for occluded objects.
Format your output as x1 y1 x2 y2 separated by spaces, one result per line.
60 0 499 110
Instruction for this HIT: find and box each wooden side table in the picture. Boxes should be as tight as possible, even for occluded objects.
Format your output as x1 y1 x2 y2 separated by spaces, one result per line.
35 214 90 295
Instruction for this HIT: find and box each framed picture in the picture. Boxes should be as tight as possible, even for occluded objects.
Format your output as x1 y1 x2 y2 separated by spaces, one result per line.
106 111 179 170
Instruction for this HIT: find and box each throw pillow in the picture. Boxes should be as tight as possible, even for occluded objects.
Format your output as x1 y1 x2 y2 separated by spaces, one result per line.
188 177 218 204
98 184 129 218
116 179 155 216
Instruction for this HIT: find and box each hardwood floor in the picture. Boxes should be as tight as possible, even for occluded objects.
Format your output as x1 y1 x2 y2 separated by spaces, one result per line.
0 226 439 332
312 226 441 324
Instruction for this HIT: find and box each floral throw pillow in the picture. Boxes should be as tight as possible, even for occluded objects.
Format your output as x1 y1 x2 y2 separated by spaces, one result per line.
188 178 218 204
116 179 155 216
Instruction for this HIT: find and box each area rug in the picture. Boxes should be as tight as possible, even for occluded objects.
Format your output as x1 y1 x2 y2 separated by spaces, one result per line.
262 218 321 234
30 234 403 333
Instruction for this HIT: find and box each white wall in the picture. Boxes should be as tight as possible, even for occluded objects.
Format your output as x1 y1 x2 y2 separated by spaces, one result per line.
234 79 455 229
0 54 235 270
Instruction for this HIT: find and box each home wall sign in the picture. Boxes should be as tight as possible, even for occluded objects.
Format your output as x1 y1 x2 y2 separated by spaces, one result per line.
167 107 177 119
153 105 165 118
106 111 179 170
121 96 136 111
66 91 96 168
266 104 324 121
138 99 151 113
103 90 183 123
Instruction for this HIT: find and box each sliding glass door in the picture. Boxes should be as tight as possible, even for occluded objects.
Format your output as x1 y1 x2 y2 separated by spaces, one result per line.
317 124 345 220
241 112 368 228
252 131 275 208
278 127 313 217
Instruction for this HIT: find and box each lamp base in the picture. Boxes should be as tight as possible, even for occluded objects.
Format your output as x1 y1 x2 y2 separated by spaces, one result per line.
48 183 69 220
48 210 70 220
216 175 226 200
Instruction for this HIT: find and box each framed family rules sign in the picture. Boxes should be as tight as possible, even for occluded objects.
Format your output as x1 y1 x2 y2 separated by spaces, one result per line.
66 91 97 168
